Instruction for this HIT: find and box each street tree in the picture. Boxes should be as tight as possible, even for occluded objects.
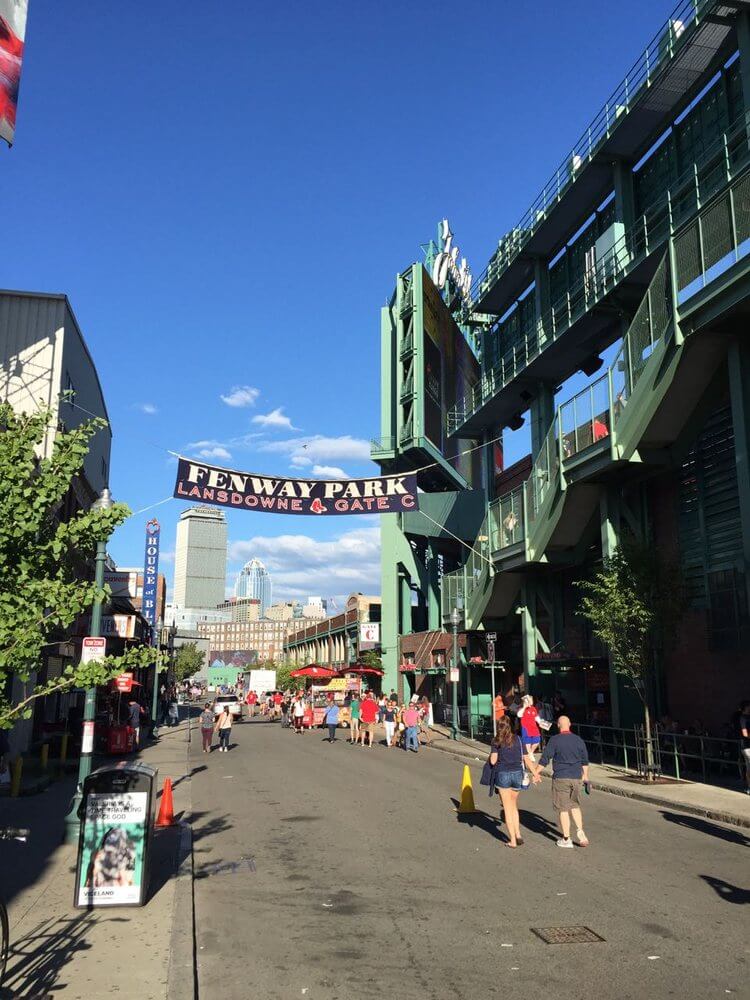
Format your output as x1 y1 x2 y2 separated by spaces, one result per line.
0 400 153 729
576 538 683 779
173 642 204 682
359 650 382 671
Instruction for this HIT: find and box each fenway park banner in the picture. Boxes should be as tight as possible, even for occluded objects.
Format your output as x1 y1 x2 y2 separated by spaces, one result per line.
173 458 418 516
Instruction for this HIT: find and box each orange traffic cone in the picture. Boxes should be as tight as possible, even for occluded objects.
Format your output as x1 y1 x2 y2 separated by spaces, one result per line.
155 777 175 827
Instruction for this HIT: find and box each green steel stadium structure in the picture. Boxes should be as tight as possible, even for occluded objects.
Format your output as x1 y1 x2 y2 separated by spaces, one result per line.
374 0 750 743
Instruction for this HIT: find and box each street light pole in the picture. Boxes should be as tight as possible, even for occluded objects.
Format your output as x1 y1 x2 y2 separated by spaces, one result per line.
63 487 114 843
450 607 460 741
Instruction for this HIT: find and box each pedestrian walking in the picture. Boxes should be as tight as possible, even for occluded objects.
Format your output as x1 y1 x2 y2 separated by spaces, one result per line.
378 694 387 723
402 703 420 753
739 700 750 794
246 689 257 718
488 716 536 848
168 696 179 728
517 694 541 759
348 694 361 744
280 696 290 729
383 700 397 747
292 695 305 733
359 692 379 747
214 704 233 752
200 703 214 753
530 715 590 848
418 697 432 746
324 700 340 742
127 698 145 747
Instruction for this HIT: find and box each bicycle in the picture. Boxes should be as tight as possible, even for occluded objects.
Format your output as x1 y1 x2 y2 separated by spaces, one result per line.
0 827 29 989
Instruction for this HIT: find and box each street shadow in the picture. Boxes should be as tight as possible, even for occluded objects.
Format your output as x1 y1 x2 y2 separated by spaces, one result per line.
449 797 504 841
519 809 560 842
171 764 207 789
700 875 750 905
0 911 98 998
148 825 182 901
190 810 233 850
660 811 750 846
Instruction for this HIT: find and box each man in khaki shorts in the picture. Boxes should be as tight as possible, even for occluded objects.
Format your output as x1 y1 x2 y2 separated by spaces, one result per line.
530 715 590 848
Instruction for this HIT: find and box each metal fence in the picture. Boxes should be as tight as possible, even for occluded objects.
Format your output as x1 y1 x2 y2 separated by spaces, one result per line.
674 168 750 303
572 723 745 787
489 486 525 551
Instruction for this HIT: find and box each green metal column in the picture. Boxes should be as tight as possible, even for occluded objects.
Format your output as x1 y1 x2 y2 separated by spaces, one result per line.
613 159 635 231
520 579 537 692
530 383 555 459
727 339 750 616
533 258 551 351
380 513 401 696
426 543 441 631
600 486 622 727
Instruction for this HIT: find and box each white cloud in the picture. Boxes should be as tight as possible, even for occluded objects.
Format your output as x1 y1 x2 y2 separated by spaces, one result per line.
252 407 296 431
311 465 348 478
198 446 232 461
220 385 260 408
259 435 372 468
138 403 158 415
228 525 380 603
159 550 175 564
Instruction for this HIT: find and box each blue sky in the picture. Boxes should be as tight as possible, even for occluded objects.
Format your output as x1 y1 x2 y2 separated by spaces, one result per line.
3 0 673 603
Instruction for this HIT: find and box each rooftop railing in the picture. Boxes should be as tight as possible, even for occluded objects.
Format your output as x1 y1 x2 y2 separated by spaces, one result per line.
448 112 750 437
471 0 713 305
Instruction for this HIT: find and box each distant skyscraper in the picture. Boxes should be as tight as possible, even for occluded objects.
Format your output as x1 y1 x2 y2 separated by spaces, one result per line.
235 557 272 614
173 506 228 610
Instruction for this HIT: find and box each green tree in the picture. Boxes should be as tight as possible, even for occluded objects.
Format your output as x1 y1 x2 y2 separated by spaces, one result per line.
0 400 152 728
576 538 683 779
173 642 204 682
359 650 382 671
274 660 294 692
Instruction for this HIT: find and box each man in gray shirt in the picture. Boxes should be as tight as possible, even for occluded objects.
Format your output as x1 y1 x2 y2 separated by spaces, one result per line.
531 716 590 848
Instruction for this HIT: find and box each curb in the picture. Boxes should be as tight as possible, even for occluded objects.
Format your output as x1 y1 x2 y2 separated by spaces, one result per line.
587 780 750 830
167 820 197 999
166 739 197 1000
426 739 750 831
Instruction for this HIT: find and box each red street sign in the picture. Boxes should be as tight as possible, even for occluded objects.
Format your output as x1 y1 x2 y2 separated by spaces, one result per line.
81 636 106 664
114 672 133 693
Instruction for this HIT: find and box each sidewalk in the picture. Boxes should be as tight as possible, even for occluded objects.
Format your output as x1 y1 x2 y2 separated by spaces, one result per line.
426 725 750 829
1 720 195 999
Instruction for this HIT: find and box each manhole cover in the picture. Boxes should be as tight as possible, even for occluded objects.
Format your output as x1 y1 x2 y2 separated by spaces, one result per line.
531 926 605 944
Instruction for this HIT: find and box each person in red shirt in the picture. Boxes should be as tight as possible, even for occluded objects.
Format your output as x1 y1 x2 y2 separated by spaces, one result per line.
272 691 283 720
358 693 379 748
518 694 541 759
245 689 257 719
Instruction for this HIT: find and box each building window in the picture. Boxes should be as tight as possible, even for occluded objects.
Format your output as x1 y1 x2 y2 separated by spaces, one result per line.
708 568 748 651
101 457 108 482
64 371 76 404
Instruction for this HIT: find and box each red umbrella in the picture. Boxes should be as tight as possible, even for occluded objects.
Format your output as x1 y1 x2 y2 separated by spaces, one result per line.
291 664 338 679
337 664 384 677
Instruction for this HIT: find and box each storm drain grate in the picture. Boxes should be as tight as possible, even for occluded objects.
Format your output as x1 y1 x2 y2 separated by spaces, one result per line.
531 926 605 945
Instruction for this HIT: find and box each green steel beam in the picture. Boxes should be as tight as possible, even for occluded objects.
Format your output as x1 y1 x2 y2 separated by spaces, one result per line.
727 338 750 616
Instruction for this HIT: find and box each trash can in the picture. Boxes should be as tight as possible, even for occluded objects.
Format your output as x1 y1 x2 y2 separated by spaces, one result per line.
74 761 158 908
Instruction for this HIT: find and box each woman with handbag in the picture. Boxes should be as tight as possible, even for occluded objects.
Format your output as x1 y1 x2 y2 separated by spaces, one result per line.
488 716 537 848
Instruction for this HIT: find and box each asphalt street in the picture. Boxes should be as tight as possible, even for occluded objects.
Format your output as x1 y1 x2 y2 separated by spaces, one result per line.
190 719 748 1000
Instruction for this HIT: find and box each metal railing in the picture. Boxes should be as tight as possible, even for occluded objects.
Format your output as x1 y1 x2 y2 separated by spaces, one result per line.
448 111 750 436
572 723 746 787
674 167 750 302
471 0 711 304
489 486 525 550
559 372 611 460
440 512 492 621
488 249 674 555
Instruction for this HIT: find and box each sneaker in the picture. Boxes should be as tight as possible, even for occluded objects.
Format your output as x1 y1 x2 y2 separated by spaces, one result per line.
556 837 574 849
577 830 590 847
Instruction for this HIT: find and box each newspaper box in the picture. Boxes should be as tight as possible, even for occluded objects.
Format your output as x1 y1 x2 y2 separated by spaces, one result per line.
75 761 158 908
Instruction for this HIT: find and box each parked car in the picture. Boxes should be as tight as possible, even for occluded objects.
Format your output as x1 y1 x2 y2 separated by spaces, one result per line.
212 694 242 722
